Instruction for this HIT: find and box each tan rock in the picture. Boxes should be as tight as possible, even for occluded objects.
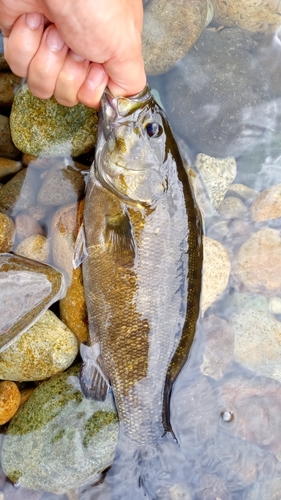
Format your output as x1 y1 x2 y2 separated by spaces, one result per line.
19 387 35 408
0 157 22 180
218 196 248 219
142 0 208 75
200 315 234 379
250 183 281 222
212 0 281 34
25 204 50 221
0 381 21 424
0 310 78 381
15 213 44 242
195 154 237 209
233 228 281 294
15 234 50 262
0 73 22 107
0 212 15 252
226 183 258 205
60 267 88 343
202 236 231 313
0 114 20 159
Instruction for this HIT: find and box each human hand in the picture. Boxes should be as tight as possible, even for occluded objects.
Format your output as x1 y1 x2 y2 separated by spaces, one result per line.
0 0 146 108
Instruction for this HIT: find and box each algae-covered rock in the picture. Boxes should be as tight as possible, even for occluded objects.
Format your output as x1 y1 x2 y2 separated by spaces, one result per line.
10 84 98 157
1 364 119 493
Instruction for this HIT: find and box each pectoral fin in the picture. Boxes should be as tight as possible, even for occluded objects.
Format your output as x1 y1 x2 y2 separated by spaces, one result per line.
73 223 88 269
105 210 136 268
80 343 109 401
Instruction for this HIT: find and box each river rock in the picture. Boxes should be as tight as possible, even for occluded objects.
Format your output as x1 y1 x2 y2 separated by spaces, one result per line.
0 212 15 252
25 204 50 221
15 235 51 262
0 73 21 108
0 168 37 216
60 267 88 344
230 308 281 382
0 253 66 352
218 196 248 219
195 154 237 209
10 84 98 157
0 310 78 381
226 183 258 205
15 213 44 242
37 161 85 206
0 157 22 180
212 0 281 34
268 296 281 315
142 0 208 75
202 236 231 314
250 183 281 222
0 381 21 425
1 364 119 493
200 316 234 380
245 477 281 500
233 228 281 294
195 474 231 500
0 115 20 159
163 28 270 158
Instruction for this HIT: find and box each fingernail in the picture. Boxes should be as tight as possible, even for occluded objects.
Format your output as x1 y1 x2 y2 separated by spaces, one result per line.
46 26 65 52
86 66 106 90
25 13 43 30
70 50 85 63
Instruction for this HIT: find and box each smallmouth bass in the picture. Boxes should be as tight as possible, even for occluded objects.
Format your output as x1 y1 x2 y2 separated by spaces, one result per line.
79 85 202 446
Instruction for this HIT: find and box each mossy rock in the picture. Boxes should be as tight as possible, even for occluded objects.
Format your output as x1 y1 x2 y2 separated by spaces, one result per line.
10 84 98 157
1 364 119 493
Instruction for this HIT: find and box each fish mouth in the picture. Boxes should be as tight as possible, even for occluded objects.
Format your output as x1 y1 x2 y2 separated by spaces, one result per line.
102 85 153 121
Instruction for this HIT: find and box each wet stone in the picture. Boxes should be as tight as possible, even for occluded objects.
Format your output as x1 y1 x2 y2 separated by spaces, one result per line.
0 310 78 381
217 196 248 220
37 161 85 206
163 28 270 158
0 115 20 159
0 73 22 108
10 84 98 157
0 253 65 352
245 477 281 500
202 236 231 314
0 212 15 252
15 213 44 242
0 381 21 425
25 204 50 221
268 296 281 315
0 168 37 216
250 183 281 222
1 364 119 493
142 0 208 75
226 183 258 205
233 228 281 294
200 315 234 380
195 473 231 500
0 157 22 180
60 267 88 344
15 234 51 262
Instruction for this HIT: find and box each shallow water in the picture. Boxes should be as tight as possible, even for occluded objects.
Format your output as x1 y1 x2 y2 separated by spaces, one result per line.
2 6 281 500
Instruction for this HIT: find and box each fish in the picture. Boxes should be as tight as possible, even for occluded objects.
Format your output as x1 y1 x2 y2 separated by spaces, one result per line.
77 84 202 449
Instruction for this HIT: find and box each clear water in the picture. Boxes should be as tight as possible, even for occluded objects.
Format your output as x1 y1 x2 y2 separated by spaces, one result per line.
2 8 281 500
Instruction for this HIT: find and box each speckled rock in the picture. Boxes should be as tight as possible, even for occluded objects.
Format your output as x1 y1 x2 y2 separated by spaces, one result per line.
223 291 268 315
60 267 88 344
10 84 98 157
0 157 22 180
0 73 21 108
0 115 20 159
250 183 281 222
226 183 258 205
0 212 15 252
1 364 119 493
0 253 65 352
0 381 21 425
163 28 270 158
37 161 85 206
218 196 248 219
15 234 50 262
15 213 44 242
169 484 192 500
0 310 78 381
195 154 237 209
212 0 281 34
25 204 50 221
200 316 234 380
231 308 281 382
202 236 231 313
0 168 37 216
195 474 231 500
268 296 281 315
233 228 281 294
142 0 208 75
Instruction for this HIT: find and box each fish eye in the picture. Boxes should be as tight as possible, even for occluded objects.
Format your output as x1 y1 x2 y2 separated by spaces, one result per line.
145 122 162 138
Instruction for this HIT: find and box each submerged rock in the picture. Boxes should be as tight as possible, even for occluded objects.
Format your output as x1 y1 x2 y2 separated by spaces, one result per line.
250 183 281 222
1 364 119 493
15 234 50 262
0 157 22 180
10 84 98 157
0 253 66 352
0 115 20 159
0 212 15 252
0 168 37 216
0 381 21 425
200 316 234 380
37 161 85 206
0 310 78 381
202 236 231 314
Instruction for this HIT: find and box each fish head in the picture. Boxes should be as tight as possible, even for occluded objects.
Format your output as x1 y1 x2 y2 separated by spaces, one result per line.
95 85 174 207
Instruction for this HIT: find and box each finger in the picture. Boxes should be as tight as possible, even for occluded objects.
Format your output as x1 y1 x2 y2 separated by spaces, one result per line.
77 63 108 109
54 50 90 107
4 13 44 77
27 24 68 99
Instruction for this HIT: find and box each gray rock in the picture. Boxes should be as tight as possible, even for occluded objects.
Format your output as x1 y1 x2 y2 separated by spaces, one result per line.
0 168 38 216
37 161 85 206
163 28 272 157
1 364 119 493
